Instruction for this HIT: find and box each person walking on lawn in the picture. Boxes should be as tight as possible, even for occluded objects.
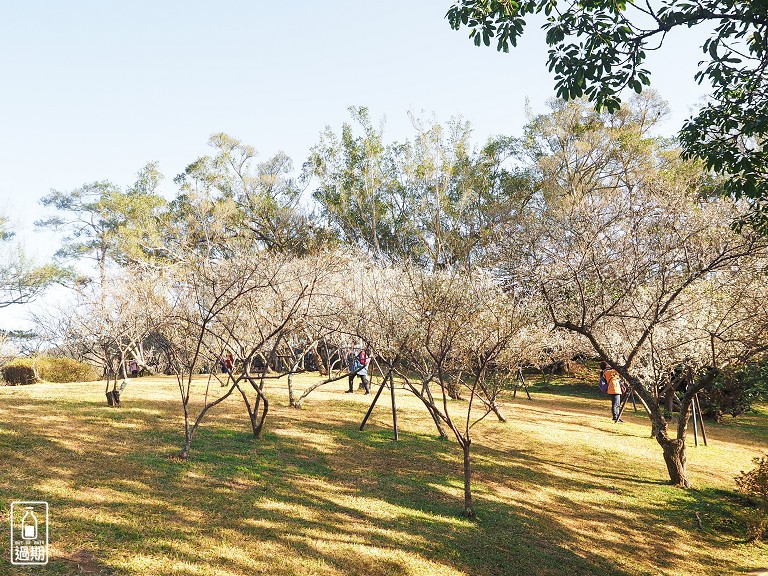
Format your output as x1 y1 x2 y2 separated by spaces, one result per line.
346 345 371 394
600 360 624 423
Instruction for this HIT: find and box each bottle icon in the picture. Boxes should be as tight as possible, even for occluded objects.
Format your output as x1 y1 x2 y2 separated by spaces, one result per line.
21 508 38 540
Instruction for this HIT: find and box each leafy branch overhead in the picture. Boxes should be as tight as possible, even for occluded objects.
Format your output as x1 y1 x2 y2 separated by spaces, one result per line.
446 0 768 231
0 216 69 309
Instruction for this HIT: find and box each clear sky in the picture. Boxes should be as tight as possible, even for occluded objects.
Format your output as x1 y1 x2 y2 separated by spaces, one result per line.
0 0 712 326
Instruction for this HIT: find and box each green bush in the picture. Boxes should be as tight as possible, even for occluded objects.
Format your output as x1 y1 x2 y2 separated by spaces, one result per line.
1 356 99 385
1 360 36 385
699 361 768 421
735 454 768 541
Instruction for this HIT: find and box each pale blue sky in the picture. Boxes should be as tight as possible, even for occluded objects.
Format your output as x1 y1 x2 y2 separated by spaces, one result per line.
0 1 711 325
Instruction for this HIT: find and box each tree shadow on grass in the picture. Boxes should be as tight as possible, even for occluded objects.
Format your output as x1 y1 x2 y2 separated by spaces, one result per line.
662 487 756 541
1 391 758 576
467 440 764 576
1 397 635 576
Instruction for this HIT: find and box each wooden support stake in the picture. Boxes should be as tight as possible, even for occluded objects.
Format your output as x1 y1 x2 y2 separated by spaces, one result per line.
359 378 387 432
513 367 532 400
691 394 700 447
616 386 632 421
359 359 398 439
694 393 708 446
389 371 398 441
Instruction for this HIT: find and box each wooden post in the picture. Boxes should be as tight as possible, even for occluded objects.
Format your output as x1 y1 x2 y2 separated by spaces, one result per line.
691 394 700 447
512 367 520 398
694 393 708 446
360 373 398 441
359 359 397 434
616 386 632 421
389 371 398 441
359 379 387 431
513 367 532 400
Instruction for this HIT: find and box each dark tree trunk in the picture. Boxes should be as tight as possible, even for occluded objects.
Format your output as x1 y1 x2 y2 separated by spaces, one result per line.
650 402 689 486
179 402 191 459
180 435 191 460
236 382 254 427
629 376 690 486
462 441 475 518
287 373 296 407
252 392 269 438
109 390 121 407
178 382 237 459
488 398 506 423
253 412 267 437
311 343 327 375
239 375 269 439
658 433 689 487
447 372 462 400
105 373 120 407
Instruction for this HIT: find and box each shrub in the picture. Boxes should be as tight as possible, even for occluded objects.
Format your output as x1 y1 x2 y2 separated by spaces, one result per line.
735 455 768 541
699 362 768 421
39 356 99 383
1 360 36 385
1 356 99 385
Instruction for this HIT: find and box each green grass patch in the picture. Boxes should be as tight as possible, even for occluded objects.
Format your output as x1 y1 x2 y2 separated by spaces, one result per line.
0 376 766 575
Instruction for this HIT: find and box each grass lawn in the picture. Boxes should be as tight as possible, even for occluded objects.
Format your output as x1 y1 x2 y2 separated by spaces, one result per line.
0 372 766 575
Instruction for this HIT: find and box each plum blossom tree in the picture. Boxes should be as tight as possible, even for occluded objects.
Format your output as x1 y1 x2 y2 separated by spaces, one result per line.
508 99 768 486
394 268 533 517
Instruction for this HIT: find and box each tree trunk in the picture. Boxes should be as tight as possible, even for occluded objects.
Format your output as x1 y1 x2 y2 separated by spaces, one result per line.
252 393 269 438
179 382 238 459
179 434 191 460
648 395 690 487
235 382 254 426
630 377 690 486
462 441 475 518
179 404 191 459
489 400 506 423
253 412 266 437
421 380 448 439
311 343 327 375
105 366 120 407
241 375 269 439
287 373 296 407
658 433 689 487
447 371 462 400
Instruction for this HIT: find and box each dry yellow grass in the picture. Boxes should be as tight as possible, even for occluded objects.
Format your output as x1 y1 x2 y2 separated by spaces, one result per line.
0 373 766 575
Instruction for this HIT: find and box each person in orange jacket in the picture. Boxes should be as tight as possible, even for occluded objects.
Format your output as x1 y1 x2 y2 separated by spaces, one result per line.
599 360 624 423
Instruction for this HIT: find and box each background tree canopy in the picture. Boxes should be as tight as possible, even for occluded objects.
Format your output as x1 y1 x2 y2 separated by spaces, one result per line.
446 0 768 232
3 95 766 494
0 215 66 310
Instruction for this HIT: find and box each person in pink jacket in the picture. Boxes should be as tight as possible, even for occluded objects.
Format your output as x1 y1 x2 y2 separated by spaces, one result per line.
599 360 624 423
